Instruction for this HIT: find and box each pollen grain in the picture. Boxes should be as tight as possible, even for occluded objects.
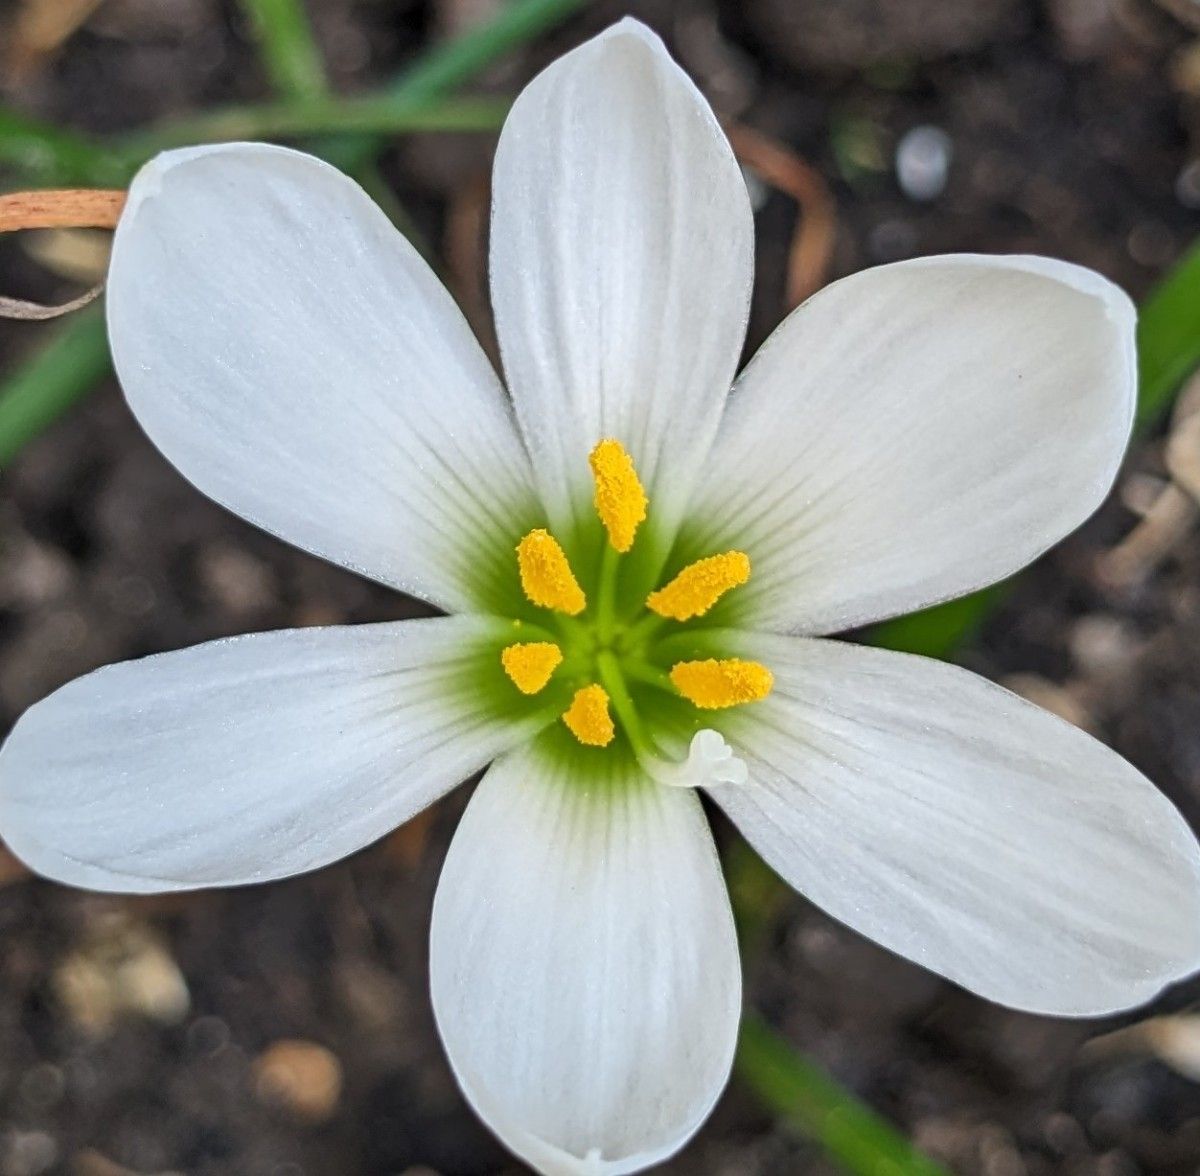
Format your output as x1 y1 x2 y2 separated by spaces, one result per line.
561 684 616 746
500 642 563 695
516 529 586 615
588 438 648 553
669 658 773 709
646 551 751 621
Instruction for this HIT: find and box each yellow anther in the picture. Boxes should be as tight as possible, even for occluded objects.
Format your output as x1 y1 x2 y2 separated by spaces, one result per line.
516 529 587 616
646 551 751 621
670 659 774 710
501 642 563 695
562 684 616 747
588 438 648 553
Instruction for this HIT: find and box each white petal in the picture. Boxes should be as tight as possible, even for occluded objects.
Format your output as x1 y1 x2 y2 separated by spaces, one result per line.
710 634 1200 1015
0 618 535 892
107 143 534 613
430 743 740 1174
489 19 754 537
689 255 1136 634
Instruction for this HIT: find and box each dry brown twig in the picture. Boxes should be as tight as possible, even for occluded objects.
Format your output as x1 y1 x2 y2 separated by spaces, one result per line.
444 170 497 362
726 122 838 310
0 188 125 320
0 188 126 233
3 0 106 88
0 845 30 886
1167 397 1200 504
1099 369 1200 588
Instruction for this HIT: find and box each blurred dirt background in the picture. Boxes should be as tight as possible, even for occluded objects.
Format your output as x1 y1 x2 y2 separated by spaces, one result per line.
3 0 1200 1173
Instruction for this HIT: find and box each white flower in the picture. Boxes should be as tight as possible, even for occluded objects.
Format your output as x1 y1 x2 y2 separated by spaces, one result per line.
1 17 1198 1176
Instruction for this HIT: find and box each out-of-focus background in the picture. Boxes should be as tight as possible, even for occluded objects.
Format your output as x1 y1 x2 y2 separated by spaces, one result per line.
2 0 1200 1173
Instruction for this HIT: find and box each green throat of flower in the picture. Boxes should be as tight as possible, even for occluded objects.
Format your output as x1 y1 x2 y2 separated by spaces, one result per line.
471 437 773 780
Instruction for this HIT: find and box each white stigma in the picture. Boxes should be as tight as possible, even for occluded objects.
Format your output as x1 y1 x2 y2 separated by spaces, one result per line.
646 729 748 789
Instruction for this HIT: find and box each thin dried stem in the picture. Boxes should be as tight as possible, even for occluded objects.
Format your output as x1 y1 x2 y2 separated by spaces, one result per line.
444 171 497 363
0 188 124 319
0 188 126 232
726 124 837 309
0 283 104 321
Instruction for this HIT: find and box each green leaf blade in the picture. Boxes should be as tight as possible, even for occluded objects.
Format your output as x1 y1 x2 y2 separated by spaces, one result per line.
239 0 329 103
738 1014 950 1176
0 308 111 468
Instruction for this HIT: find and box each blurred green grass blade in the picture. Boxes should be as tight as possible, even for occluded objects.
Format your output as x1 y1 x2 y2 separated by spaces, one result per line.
386 0 577 102
2 0 582 186
236 0 437 265
868 583 1007 658
738 1014 950 1176
726 834 792 951
1136 236 1200 432
0 110 126 187
2 95 508 186
323 0 584 172
239 0 328 102
731 841 950 1175
236 0 437 258
1 95 507 186
0 308 110 468
113 94 510 168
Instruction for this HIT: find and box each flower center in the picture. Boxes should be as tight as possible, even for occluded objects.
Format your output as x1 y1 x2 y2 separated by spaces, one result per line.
497 438 772 765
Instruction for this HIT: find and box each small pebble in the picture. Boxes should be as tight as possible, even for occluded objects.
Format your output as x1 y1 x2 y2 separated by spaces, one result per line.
1 1130 58 1176
1001 673 1093 731
197 543 278 616
253 1039 343 1122
896 125 953 201
18 1063 64 1110
1126 220 1175 268
185 1014 231 1058
1176 159 1200 209
54 914 189 1036
1069 615 1138 678
1095 1151 1138 1176
1042 1111 1086 1155
868 218 918 261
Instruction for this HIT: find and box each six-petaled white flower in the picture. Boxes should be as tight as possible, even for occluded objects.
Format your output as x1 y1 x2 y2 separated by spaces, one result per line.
2 18 1200 1176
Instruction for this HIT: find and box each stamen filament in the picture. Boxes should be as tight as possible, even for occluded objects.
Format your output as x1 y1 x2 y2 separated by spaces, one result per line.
619 610 669 650
594 651 654 757
619 658 674 693
498 619 560 644
645 628 729 661
592 540 621 645
551 613 594 651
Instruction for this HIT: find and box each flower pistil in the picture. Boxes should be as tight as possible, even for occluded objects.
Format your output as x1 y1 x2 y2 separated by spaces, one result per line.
498 438 772 770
